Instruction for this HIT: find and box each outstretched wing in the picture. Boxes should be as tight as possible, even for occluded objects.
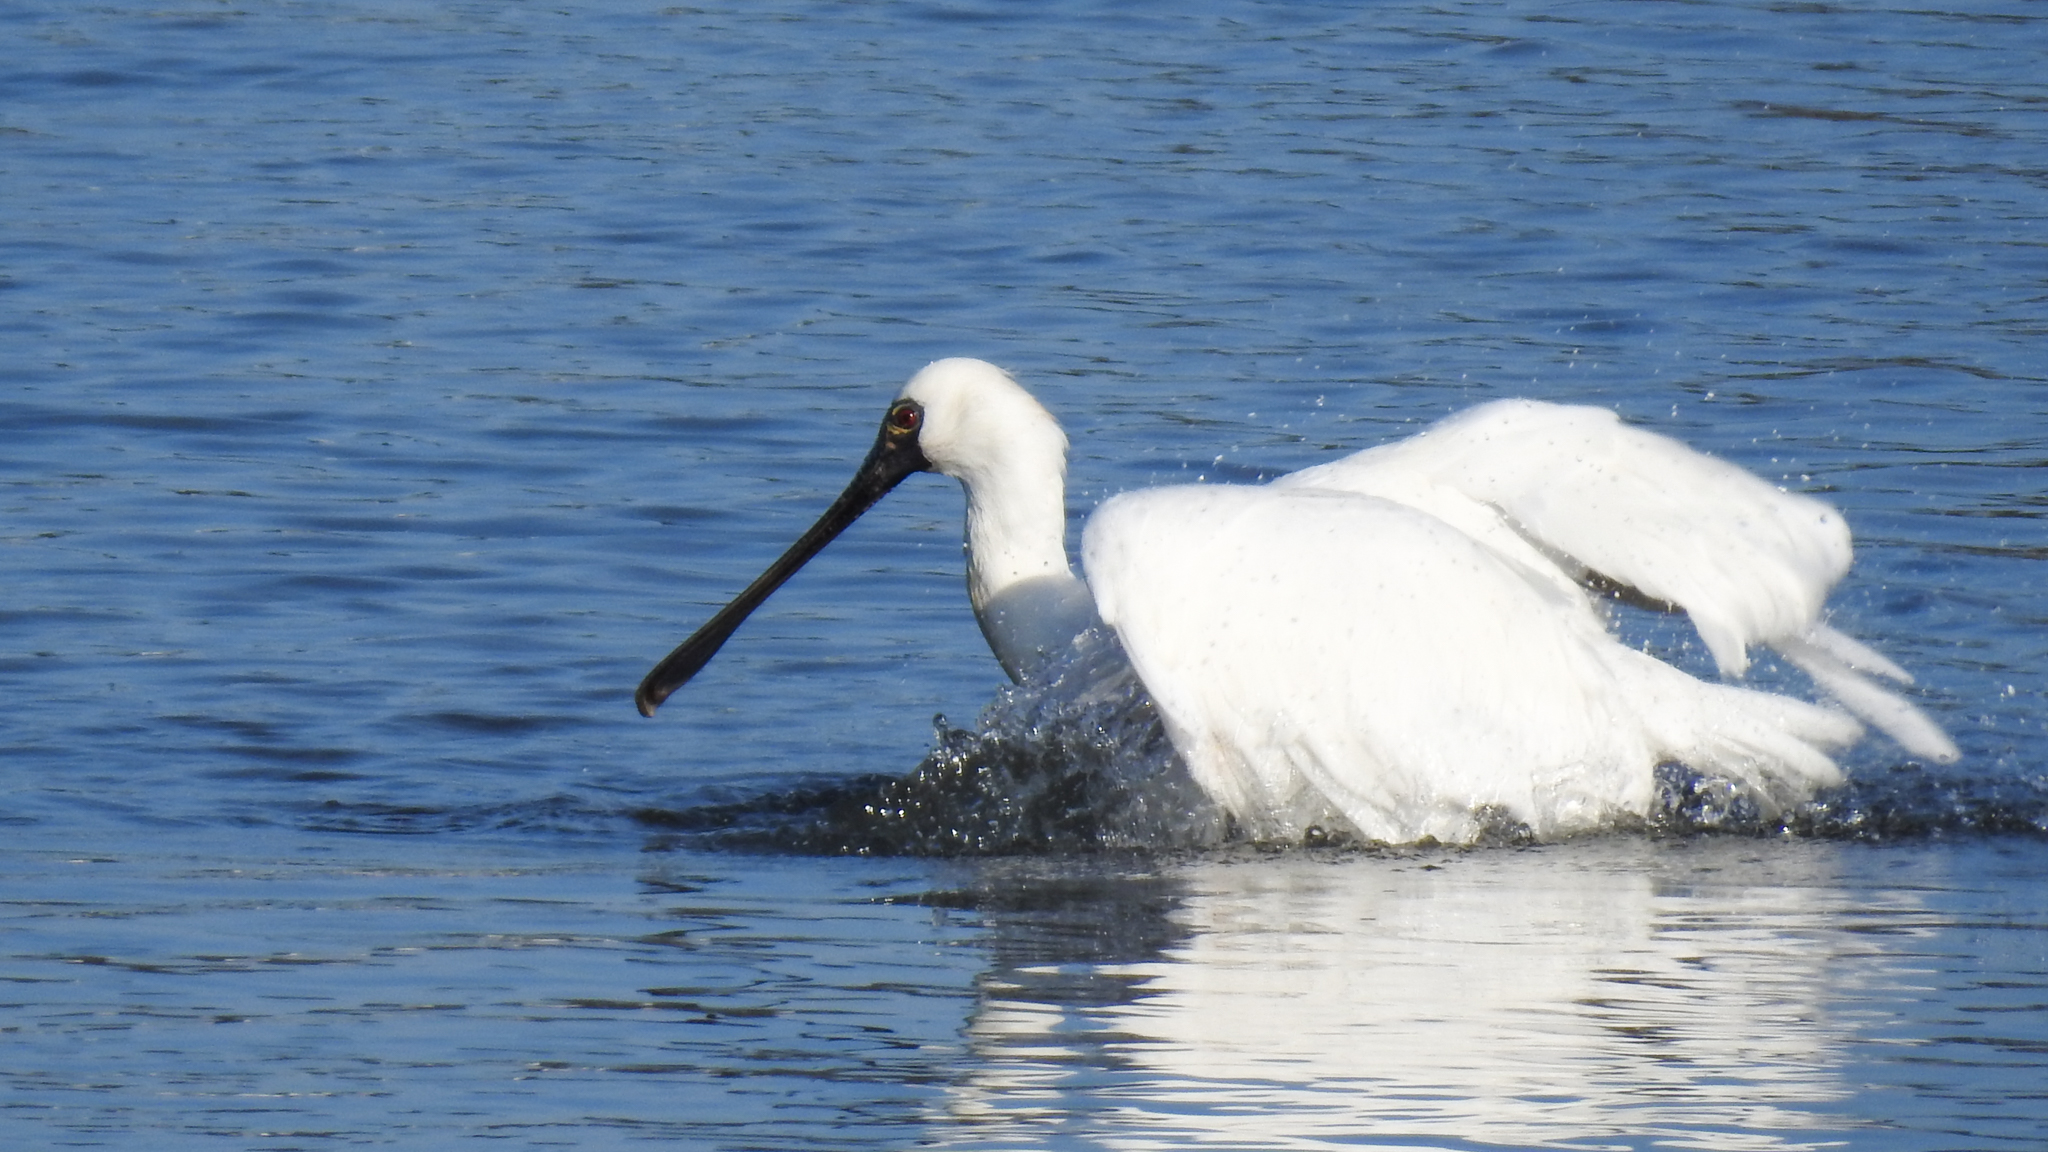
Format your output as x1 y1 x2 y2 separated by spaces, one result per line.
1274 400 1956 763
1276 399 1848 677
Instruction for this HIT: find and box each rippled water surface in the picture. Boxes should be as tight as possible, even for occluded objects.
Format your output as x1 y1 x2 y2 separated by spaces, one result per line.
4 0 2045 1147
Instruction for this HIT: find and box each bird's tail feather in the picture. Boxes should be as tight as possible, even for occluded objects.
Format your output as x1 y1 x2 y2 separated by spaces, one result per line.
1621 650 1863 816
1772 626 1960 764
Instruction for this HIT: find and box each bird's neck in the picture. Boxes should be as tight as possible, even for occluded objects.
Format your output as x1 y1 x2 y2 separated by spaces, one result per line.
957 466 1097 680
962 469 1070 609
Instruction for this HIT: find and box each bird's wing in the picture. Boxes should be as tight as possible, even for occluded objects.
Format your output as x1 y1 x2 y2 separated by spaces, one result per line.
1081 484 1859 844
1276 399 1851 677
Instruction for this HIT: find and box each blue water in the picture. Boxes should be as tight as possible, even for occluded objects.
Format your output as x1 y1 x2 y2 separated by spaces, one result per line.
3 0 2045 1147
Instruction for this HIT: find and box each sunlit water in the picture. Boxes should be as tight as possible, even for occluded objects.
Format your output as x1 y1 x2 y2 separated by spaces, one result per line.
3 1 2045 1148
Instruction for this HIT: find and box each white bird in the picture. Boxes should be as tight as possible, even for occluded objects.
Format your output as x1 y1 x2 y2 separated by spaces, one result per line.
637 358 1958 845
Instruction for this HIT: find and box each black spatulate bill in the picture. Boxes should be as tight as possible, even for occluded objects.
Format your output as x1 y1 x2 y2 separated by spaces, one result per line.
635 400 929 717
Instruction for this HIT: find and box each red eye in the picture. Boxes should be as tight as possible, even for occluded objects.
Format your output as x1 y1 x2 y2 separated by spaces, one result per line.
888 402 921 433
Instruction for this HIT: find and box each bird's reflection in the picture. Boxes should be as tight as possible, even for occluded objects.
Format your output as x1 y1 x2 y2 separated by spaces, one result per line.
931 840 1900 1150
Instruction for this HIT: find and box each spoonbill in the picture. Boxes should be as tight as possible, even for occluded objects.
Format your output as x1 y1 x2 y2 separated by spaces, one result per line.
637 358 1957 844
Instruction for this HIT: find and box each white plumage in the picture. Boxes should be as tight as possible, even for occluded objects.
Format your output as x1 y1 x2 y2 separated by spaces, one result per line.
639 357 1958 845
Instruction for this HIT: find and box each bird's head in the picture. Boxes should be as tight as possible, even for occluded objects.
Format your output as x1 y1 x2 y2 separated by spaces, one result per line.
895 358 1068 491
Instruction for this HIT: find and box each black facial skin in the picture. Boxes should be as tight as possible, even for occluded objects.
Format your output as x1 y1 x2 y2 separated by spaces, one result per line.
635 399 930 717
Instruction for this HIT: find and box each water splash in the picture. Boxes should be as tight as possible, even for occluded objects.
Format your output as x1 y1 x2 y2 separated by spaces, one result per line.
637 629 1226 855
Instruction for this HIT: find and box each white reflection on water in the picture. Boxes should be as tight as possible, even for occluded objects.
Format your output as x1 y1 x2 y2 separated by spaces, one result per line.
945 842 1916 1150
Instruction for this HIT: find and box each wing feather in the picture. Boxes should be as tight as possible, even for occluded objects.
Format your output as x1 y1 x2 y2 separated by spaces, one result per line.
1277 400 1850 677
